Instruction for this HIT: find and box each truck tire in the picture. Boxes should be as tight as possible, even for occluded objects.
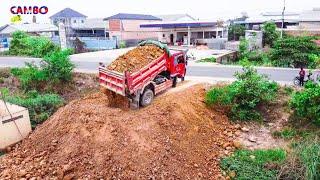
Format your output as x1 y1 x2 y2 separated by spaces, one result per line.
172 77 177 87
140 89 154 107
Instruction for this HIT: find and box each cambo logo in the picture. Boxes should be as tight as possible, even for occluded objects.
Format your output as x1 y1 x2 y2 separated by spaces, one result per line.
10 6 48 15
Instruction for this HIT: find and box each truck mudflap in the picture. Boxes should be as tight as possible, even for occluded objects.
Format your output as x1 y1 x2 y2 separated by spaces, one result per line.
99 67 126 96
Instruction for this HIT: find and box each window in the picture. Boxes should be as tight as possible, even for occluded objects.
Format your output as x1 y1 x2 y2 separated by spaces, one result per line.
81 20 84 23
73 20 76 23
162 34 165 38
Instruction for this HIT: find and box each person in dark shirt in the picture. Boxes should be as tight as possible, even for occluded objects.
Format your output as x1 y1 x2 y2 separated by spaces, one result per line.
299 67 306 86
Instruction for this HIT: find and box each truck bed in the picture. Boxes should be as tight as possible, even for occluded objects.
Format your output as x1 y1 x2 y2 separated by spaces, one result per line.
99 53 168 96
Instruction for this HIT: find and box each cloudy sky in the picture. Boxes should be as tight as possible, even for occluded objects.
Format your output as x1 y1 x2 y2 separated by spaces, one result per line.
1 0 320 24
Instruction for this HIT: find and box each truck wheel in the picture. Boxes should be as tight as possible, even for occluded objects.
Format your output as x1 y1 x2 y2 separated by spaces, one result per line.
140 89 154 107
172 77 177 87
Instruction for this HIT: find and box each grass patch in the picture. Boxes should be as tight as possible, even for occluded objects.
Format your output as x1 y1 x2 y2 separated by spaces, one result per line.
198 57 216 63
273 127 298 139
279 136 320 179
4 90 64 128
221 149 286 179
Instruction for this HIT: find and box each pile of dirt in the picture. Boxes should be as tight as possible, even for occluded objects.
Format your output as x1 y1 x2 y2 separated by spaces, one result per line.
0 85 238 179
107 45 164 73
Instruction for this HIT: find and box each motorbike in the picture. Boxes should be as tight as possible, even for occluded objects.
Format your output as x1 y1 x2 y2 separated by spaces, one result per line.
293 72 320 86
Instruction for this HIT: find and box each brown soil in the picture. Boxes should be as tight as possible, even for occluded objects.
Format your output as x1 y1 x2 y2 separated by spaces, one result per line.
0 85 238 179
107 45 164 73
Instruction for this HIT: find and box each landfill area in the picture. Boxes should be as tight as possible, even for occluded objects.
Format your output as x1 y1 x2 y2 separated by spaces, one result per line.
0 85 238 179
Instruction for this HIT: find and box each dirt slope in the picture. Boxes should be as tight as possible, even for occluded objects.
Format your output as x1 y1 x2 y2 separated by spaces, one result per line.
107 45 164 73
0 85 237 179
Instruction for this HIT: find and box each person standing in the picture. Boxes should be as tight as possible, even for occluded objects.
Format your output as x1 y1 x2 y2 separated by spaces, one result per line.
299 67 306 86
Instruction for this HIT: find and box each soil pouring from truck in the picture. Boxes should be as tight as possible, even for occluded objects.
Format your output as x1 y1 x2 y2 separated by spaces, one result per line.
99 40 188 108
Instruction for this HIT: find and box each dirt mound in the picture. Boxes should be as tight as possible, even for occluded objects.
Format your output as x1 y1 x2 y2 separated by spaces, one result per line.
0 85 238 179
107 45 164 73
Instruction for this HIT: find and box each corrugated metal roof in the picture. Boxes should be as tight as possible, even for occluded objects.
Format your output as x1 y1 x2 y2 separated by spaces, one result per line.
300 8 320 21
156 14 196 21
50 8 87 19
72 18 107 30
104 13 161 21
0 23 58 34
140 21 216 28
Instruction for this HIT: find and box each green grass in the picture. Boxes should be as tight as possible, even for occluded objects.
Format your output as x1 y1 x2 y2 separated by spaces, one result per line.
220 149 286 180
283 86 294 96
279 136 320 179
273 127 298 139
198 57 216 63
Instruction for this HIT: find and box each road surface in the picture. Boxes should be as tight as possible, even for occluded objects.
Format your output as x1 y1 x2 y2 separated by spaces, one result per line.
0 56 317 85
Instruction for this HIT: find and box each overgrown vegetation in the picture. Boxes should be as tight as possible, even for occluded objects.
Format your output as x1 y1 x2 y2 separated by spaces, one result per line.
279 136 320 179
9 31 59 58
262 21 279 47
273 127 298 139
221 149 286 179
270 36 320 68
290 82 320 126
4 90 64 128
206 65 279 121
198 56 216 63
228 24 246 41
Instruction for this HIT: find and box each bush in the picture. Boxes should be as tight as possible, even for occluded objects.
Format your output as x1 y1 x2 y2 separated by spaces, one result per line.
270 36 320 68
221 149 286 179
239 38 249 60
228 24 246 41
5 91 64 128
9 31 59 58
119 41 126 48
198 57 216 63
290 82 320 126
262 21 279 47
11 49 74 91
206 65 279 121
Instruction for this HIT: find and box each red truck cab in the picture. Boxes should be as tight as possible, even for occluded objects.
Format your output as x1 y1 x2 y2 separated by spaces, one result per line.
99 43 188 108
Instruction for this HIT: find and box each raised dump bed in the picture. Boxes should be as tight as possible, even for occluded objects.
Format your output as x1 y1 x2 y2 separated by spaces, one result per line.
0 100 31 150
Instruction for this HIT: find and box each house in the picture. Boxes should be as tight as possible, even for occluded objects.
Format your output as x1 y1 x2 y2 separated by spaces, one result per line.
0 23 58 38
50 8 108 38
235 12 300 30
299 8 320 30
104 13 161 46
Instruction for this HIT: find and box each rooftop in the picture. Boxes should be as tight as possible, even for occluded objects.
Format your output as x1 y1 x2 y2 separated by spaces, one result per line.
300 8 320 21
0 23 58 34
104 13 161 21
50 8 87 19
156 14 196 21
140 21 217 28
72 18 107 30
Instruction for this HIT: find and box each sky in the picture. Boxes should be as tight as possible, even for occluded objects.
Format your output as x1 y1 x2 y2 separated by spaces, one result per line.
1 0 320 25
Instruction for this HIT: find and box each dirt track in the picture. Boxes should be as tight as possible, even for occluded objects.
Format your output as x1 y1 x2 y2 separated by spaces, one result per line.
0 85 238 179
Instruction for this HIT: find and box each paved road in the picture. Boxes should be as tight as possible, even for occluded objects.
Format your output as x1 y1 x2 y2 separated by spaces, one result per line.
0 56 318 84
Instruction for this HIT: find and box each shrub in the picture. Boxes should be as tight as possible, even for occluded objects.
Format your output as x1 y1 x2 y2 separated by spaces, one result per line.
228 24 246 41
11 49 74 92
5 91 64 128
119 41 126 48
221 149 286 179
9 31 59 58
206 65 279 121
239 38 249 60
270 36 320 68
198 57 216 63
262 21 279 47
290 82 320 126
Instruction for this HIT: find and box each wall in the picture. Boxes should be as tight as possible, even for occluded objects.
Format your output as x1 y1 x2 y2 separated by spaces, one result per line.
299 22 320 30
108 19 159 42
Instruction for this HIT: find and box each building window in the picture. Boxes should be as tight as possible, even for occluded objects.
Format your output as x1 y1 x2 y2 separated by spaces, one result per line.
81 20 84 23
162 34 165 38
73 20 76 23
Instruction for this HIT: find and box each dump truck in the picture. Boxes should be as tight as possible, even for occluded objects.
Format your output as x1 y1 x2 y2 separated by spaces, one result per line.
99 41 188 108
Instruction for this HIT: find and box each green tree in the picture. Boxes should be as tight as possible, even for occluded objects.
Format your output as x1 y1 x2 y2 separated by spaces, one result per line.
239 38 249 59
228 24 246 41
270 36 320 68
262 21 279 47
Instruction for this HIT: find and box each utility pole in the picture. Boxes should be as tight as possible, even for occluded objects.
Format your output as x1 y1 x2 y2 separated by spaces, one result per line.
281 0 286 38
